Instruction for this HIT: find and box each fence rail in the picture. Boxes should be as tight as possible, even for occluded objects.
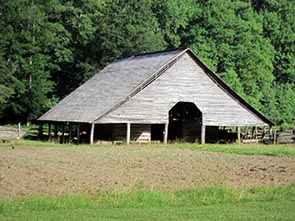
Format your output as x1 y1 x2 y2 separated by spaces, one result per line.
276 129 294 144
0 125 22 139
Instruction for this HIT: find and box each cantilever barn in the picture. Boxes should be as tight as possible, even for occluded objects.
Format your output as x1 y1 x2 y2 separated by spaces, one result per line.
38 48 273 144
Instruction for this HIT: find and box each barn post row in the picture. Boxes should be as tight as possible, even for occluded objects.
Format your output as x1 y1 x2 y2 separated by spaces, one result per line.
38 48 274 144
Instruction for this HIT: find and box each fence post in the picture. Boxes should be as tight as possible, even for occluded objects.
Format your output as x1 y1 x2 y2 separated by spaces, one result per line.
17 123 21 139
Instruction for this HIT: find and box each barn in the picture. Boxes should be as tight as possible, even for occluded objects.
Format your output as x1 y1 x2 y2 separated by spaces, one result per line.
38 48 273 144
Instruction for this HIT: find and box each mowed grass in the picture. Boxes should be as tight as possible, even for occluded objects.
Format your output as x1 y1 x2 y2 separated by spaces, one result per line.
166 143 295 156
1 185 295 221
2 139 295 156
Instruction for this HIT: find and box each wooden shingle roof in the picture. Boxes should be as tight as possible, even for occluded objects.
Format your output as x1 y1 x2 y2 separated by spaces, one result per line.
39 49 185 123
39 48 273 126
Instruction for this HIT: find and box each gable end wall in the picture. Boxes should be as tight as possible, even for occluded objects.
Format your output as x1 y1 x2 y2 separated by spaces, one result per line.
97 52 268 126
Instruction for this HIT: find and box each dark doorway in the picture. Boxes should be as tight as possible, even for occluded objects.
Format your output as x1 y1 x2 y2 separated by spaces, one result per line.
96 124 114 141
168 102 202 142
151 124 165 142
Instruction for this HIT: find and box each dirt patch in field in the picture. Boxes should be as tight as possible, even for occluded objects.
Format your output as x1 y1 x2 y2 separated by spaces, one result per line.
0 145 295 198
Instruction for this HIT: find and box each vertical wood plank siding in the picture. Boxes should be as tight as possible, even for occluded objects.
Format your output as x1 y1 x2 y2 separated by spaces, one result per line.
97 53 268 126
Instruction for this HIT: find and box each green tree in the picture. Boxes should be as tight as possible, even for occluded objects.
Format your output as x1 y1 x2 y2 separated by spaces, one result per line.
0 0 293 127
274 84 295 127
151 0 195 48
181 0 275 110
261 1 295 84
0 0 70 122
0 54 15 117
50 0 100 98
94 0 166 66
252 0 295 125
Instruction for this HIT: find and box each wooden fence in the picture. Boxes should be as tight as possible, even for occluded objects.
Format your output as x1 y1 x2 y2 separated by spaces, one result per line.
276 129 294 144
239 127 294 144
0 125 22 140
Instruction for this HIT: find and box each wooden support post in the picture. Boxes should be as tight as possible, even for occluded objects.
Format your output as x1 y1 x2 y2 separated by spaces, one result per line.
62 123 65 144
269 127 272 143
126 123 131 144
201 124 206 144
48 123 51 141
164 122 169 144
54 123 57 140
237 126 241 144
38 123 43 138
90 123 95 145
273 129 276 144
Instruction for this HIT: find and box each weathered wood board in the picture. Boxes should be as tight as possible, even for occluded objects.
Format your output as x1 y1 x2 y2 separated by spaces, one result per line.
98 53 268 126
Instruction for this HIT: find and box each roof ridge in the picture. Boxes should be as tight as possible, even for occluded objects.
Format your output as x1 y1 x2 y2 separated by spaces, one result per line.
129 47 186 58
92 48 189 123
112 48 186 64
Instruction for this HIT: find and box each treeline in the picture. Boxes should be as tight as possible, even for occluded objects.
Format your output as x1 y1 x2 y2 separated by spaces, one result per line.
0 0 294 126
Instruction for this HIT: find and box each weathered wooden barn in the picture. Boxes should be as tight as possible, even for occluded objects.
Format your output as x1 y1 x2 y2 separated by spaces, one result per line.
38 48 273 144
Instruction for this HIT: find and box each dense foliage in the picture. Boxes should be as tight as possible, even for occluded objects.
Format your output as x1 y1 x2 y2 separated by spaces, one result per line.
0 0 294 126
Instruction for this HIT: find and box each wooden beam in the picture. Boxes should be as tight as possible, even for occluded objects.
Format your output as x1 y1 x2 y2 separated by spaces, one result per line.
62 123 65 144
201 124 206 144
126 122 131 144
90 123 95 145
237 126 241 144
164 122 169 144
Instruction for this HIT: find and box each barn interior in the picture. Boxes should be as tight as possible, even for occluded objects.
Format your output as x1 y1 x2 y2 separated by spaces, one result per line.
168 102 202 142
38 120 269 144
39 102 269 144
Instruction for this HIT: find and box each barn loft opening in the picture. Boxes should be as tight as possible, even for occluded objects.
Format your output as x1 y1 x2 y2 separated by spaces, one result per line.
168 102 202 142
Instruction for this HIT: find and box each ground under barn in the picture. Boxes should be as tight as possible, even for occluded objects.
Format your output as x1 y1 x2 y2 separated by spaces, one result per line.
0 145 294 198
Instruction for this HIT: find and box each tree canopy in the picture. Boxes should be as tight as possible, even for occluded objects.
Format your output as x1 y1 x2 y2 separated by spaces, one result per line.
0 0 294 127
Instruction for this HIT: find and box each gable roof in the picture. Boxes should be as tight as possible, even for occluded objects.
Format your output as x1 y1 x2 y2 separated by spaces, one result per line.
39 48 274 126
38 49 186 123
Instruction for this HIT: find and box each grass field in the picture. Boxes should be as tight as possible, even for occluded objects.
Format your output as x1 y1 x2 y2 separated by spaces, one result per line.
0 140 294 220
1 185 295 221
2 139 295 156
167 142 295 156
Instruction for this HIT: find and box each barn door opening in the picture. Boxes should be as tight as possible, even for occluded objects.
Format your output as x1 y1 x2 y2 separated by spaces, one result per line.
168 102 202 142
151 124 165 142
